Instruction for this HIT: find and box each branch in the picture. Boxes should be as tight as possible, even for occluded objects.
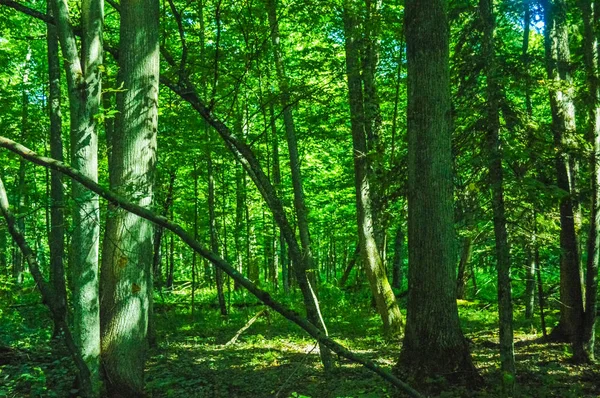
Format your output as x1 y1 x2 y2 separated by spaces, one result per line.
0 0 53 24
0 136 424 398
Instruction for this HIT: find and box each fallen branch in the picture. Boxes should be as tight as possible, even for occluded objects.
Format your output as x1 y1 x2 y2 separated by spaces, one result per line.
0 136 424 398
224 309 267 346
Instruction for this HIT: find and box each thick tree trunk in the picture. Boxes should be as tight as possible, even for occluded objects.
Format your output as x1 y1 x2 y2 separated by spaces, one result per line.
100 0 159 393
47 0 67 338
480 0 515 390
396 0 478 386
52 0 103 392
573 0 600 363
343 0 403 338
265 0 332 369
543 0 585 343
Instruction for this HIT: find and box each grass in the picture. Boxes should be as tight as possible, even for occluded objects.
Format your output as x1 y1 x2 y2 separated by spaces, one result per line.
1 281 599 397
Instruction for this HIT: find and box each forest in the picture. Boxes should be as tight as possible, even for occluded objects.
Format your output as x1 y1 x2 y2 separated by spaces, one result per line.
0 0 599 396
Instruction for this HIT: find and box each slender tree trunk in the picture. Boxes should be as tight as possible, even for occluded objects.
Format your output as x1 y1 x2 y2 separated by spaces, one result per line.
265 0 332 369
152 171 176 287
52 0 103 392
362 0 385 255
47 0 67 338
208 137 227 316
574 0 600 363
543 0 585 343
480 0 516 390
270 102 287 292
100 0 159 393
14 48 31 286
192 164 199 321
343 0 403 338
235 164 244 290
396 0 478 385
525 246 537 320
456 236 473 300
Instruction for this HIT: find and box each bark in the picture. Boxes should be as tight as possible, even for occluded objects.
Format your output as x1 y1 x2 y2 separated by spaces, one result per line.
480 0 516 389
343 0 403 338
397 0 478 386
99 0 159 393
543 0 585 343
574 0 600 363
0 136 425 398
456 236 473 300
265 0 332 369
0 175 94 398
47 0 67 338
51 0 103 392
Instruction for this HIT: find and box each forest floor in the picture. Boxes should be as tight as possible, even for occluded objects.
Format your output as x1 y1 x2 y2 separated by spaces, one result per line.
1 282 599 398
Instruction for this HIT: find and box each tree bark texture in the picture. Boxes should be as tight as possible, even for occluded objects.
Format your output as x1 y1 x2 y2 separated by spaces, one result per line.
51 0 103 392
99 0 159 394
397 0 478 385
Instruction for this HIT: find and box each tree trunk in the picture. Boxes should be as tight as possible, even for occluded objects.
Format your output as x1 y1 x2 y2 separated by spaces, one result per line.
100 0 159 393
52 0 103 392
480 0 516 390
396 0 478 386
208 137 227 316
47 0 67 338
265 0 332 369
270 102 286 292
343 0 403 338
525 245 537 320
573 0 600 363
543 0 584 343
362 0 385 256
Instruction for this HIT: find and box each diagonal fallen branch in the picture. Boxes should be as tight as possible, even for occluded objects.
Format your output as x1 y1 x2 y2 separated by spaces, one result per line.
0 136 423 398
224 309 267 346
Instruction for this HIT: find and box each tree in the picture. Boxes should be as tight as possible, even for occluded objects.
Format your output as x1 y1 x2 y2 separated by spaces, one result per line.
51 0 103 392
542 0 584 343
342 0 403 338
99 0 159 394
396 0 478 385
479 0 515 390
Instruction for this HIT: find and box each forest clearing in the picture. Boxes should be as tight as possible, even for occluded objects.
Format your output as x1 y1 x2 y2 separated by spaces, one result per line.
1 0 600 396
